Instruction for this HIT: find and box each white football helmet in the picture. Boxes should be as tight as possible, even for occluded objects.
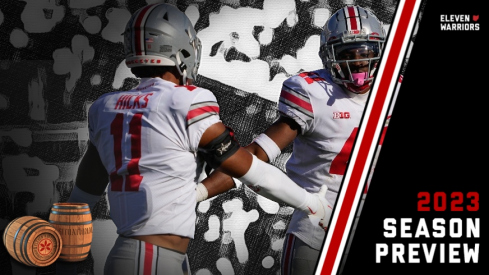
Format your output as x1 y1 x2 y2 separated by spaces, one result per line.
319 5 386 93
124 3 201 83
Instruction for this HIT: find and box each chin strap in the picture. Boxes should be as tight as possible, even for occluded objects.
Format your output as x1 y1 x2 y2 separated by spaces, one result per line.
344 82 371 94
175 51 188 85
370 62 378 77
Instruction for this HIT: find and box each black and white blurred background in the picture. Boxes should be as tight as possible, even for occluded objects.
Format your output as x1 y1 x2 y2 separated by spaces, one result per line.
0 1 400 274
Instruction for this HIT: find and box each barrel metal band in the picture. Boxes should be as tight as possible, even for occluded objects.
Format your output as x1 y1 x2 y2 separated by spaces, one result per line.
63 242 92 248
3 216 21 244
61 251 90 257
14 217 42 265
52 205 89 209
50 210 91 215
49 220 92 225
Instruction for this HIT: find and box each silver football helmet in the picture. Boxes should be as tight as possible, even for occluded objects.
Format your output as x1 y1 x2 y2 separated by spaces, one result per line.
124 3 202 83
319 5 386 93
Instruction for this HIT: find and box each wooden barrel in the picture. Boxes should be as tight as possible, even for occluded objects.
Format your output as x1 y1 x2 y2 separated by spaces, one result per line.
49 202 93 262
2 216 62 267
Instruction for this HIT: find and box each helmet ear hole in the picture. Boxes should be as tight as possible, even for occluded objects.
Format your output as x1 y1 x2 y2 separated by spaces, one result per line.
181 49 191 58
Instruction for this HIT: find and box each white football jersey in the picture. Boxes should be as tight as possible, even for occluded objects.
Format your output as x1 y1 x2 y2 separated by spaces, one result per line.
88 77 220 238
278 69 368 250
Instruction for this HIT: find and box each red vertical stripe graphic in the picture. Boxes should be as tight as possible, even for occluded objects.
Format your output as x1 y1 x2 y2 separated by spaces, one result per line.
133 4 156 56
144 242 153 275
346 6 358 30
317 1 419 274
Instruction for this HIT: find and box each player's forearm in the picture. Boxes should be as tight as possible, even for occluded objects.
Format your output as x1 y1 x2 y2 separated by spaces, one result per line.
237 155 313 212
68 141 108 209
201 169 236 198
75 141 109 196
244 142 270 162
247 119 298 163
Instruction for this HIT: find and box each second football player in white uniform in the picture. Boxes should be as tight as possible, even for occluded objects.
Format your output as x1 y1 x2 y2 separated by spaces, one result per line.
277 68 369 253
199 5 387 275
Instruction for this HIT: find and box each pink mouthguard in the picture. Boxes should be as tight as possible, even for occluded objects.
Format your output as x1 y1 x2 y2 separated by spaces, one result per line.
351 72 369 86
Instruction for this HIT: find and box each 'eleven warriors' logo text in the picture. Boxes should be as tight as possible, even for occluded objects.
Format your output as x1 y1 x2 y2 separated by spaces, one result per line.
440 14 480 31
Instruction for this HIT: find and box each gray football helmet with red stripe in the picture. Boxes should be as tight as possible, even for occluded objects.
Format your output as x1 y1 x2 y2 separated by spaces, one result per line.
124 3 201 83
319 5 386 94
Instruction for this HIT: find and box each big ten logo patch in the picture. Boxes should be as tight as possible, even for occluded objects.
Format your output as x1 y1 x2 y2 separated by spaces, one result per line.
333 112 351 119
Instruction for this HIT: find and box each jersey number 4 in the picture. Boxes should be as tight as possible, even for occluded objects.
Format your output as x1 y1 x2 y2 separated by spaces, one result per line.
110 113 143 192
330 127 358 175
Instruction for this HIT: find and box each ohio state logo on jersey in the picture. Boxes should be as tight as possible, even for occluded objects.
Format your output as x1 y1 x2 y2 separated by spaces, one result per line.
333 112 351 119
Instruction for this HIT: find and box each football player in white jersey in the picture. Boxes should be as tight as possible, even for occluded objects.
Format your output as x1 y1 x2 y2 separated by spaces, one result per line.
198 5 387 275
55 3 332 275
